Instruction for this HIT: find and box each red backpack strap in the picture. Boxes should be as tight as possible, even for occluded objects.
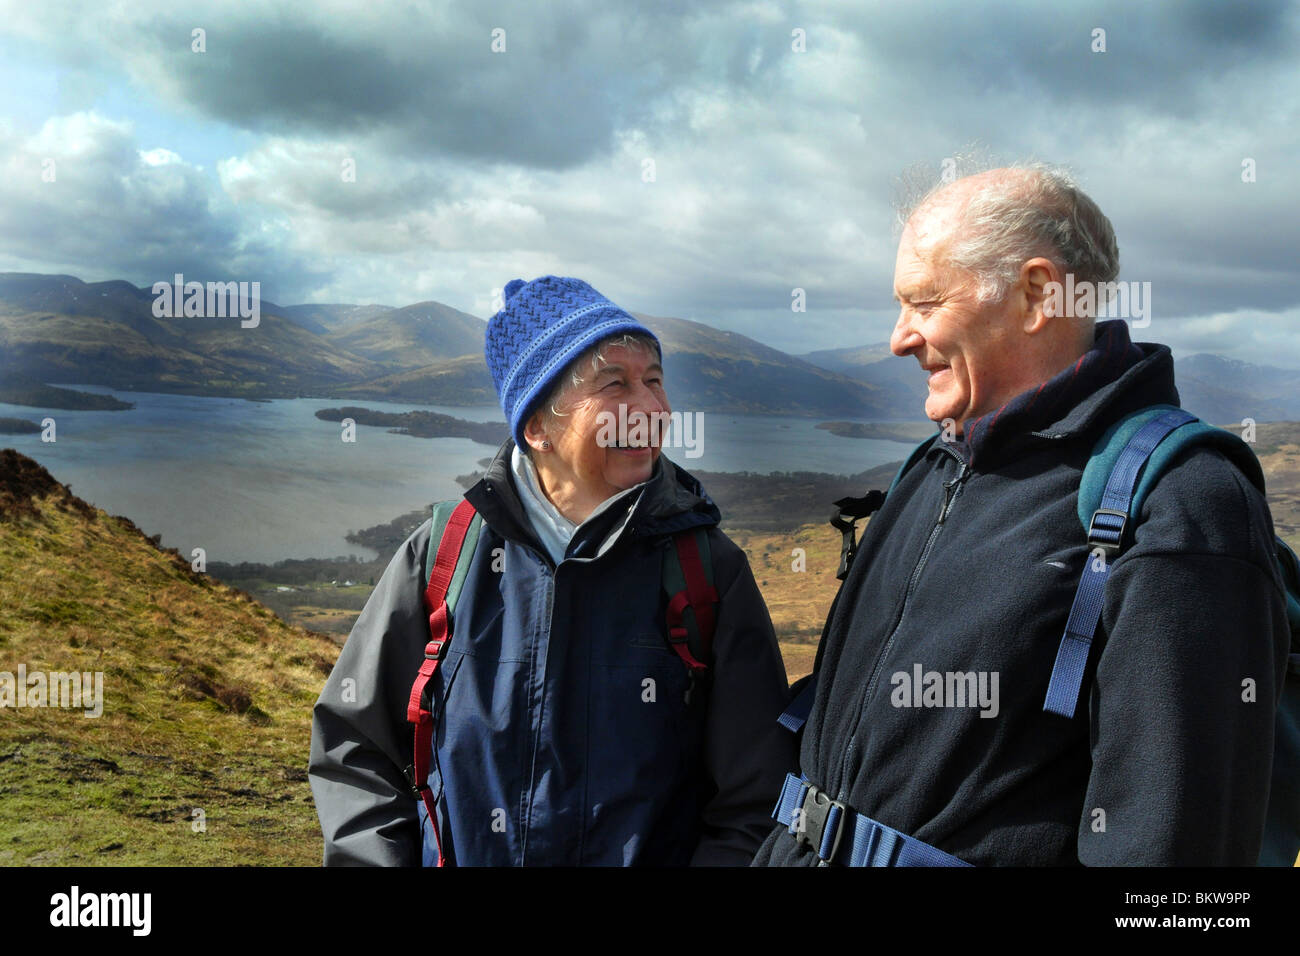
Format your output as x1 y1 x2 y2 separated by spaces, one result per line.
406 498 478 867
663 527 719 673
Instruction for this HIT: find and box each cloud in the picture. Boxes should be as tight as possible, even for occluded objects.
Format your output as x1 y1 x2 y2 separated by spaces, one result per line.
0 112 323 299
0 0 1297 365
1 0 795 169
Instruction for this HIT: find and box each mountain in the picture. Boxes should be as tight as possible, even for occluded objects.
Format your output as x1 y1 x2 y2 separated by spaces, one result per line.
1174 354 1300 424
0 448 338 864
275 303 393 336
0 272 905 416
800 342 895 373
798 341 929 416
0 273 384 396
337 353 498 404
634 314 899 417
325 301 487 367
337 313 900 417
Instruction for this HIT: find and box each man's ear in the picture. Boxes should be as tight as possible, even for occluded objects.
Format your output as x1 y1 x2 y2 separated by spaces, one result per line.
522 409 550 453
1019 257 1061 335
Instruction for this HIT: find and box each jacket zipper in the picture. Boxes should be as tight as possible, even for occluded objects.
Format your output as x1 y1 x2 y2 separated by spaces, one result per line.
520 557 557 867
831 443 971 800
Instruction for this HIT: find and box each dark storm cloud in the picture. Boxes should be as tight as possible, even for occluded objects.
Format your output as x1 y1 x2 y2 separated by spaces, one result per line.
119 2 791 169
830 0 1296 120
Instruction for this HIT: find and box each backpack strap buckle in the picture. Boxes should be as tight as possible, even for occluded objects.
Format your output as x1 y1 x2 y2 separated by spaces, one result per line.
793 782 847 864
1086 507 1128 558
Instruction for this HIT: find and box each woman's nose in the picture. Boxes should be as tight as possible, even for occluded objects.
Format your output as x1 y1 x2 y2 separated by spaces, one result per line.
629 380 667 414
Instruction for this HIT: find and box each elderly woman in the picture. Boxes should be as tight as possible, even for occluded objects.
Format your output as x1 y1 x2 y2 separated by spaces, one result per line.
310 275 794 865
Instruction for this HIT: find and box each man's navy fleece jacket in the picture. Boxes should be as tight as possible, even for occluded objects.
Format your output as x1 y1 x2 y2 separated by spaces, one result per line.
754 320 1291 866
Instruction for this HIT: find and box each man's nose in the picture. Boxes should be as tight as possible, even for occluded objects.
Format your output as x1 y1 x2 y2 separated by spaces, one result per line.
891 308 923 357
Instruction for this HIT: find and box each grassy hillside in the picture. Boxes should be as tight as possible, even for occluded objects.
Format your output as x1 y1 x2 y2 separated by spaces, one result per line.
0 450 340 865
1244 421 1300 551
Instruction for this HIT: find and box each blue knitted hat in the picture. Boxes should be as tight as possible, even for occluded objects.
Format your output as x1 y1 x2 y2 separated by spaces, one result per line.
485 276 660 448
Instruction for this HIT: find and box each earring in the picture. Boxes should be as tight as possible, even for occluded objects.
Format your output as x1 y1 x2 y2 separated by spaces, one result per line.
541 440 551 450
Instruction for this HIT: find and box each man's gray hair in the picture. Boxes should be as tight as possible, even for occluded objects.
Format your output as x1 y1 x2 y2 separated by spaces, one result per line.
896 160 1120 307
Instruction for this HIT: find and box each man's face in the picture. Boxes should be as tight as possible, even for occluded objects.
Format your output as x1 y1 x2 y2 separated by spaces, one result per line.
544 342 670 498
890 221 1021 430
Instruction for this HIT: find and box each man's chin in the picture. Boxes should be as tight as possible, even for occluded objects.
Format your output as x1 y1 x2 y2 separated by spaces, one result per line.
924 400 955 424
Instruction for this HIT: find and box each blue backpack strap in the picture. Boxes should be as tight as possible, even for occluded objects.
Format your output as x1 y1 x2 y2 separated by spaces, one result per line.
1043 407 1200 718
771 773 971 866
778 674 817 734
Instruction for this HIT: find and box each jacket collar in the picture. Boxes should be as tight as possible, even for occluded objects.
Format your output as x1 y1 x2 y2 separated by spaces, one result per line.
944 320 1178 469
465 439 720 561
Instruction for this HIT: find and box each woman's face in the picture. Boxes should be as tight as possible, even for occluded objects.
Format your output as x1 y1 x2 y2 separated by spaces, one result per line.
527 339 670 516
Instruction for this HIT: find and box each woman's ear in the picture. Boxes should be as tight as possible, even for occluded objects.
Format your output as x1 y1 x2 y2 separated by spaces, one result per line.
522 409 551 453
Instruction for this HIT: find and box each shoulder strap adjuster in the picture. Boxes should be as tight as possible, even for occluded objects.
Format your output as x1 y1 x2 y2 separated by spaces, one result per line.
1086 507 1128 557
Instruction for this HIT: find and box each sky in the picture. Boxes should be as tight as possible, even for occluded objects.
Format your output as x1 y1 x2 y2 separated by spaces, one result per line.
1 0 1297 365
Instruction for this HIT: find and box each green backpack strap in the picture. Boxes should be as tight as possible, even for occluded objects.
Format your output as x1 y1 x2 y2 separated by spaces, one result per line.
423 499 483 613
1078 404 1265 538
1079 405 1300 866
661 527 717 675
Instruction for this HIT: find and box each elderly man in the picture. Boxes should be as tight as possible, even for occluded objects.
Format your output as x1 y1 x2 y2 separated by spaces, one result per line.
753 165 1291 866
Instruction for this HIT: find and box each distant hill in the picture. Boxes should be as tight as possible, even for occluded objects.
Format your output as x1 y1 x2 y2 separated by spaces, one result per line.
0 448 338 864
1175 354 1300 424
0 273 891 417
798 341 929 415
0 273 384 396
800 342 895 372
337 353 499 404
325 301 487 367
338 312 899 416
275 303 393 336
634 313 897 417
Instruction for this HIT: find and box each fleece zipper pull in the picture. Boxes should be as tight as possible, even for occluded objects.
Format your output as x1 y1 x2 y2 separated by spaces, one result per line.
937 462 971 525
